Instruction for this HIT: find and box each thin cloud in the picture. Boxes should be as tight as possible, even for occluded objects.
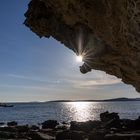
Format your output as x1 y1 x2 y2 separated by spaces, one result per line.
58 72 122 88
0 84 49 90
79 79 121 86
7 74 59 84
7 74 45 82
6 71 122 90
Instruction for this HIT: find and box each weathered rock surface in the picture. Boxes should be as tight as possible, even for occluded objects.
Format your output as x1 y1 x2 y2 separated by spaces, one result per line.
105 133 140 140
100 111 120 122
42 120 59 129
24 0 140 92
70 120 101 132
7 121 18 127
56 130 87 140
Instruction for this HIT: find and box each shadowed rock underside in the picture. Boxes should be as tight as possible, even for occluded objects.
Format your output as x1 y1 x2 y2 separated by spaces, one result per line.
24 0 140 92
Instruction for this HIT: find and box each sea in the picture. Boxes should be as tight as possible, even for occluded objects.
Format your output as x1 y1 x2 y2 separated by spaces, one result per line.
0 101 140 125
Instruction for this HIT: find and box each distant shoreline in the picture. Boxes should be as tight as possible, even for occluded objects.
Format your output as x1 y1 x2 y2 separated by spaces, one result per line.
46 97 140 103
2 97 140 103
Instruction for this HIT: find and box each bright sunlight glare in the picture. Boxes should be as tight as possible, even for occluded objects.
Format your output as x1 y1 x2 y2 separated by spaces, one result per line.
76 55 83 62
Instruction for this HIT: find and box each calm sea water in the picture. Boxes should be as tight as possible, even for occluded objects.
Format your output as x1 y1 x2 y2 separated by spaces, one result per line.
0 101 140 125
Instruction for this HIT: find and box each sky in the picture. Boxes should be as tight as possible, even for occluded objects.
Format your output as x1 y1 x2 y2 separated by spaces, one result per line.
0 0 139 102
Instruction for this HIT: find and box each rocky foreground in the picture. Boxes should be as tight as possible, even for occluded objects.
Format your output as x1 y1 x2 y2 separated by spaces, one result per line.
0 111 140 140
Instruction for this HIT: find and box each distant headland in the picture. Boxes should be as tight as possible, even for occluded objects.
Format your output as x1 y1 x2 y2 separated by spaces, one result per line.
47 98 140 103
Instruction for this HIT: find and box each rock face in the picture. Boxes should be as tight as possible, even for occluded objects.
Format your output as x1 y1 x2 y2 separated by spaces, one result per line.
100 111 119 122
24 0 140 92
42 120 59 129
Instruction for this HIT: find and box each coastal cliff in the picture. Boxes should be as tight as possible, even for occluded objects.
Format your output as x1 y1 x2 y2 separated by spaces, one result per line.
24 0 140 92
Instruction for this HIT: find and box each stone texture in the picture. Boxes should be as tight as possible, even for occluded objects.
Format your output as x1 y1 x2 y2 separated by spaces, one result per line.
24 0 140 92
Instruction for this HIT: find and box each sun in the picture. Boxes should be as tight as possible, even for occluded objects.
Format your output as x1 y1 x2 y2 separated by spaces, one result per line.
76 55 83 62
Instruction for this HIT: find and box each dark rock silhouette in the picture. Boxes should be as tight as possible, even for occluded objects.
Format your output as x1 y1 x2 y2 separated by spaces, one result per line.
0 103 13 107
56 130 86 140
42 120 59 129
70 120 101 132
0 122 5 126
7 121 18 127
0 112 140 139
100 111 120 122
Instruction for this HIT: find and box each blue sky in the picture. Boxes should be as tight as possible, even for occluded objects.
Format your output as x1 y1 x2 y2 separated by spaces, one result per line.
0 0 139 102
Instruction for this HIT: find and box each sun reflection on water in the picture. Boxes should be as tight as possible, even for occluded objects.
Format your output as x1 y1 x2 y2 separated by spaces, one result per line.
64 102 99 122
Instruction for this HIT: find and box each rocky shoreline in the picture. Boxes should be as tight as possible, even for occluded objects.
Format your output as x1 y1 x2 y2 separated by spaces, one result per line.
0 111 140 140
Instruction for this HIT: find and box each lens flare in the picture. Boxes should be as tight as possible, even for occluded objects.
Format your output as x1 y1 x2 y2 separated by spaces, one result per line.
76 55 83 62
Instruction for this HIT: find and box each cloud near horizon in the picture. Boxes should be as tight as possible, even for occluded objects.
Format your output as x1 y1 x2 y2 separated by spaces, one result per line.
5 71 122 90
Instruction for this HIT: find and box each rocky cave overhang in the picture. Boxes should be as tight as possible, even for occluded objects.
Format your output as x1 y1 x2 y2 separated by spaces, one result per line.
24 0 140 93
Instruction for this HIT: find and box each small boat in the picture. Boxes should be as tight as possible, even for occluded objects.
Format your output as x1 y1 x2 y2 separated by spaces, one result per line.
0 103 13 107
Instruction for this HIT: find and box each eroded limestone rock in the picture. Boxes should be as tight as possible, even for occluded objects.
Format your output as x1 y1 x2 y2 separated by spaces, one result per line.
24 0 140 92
